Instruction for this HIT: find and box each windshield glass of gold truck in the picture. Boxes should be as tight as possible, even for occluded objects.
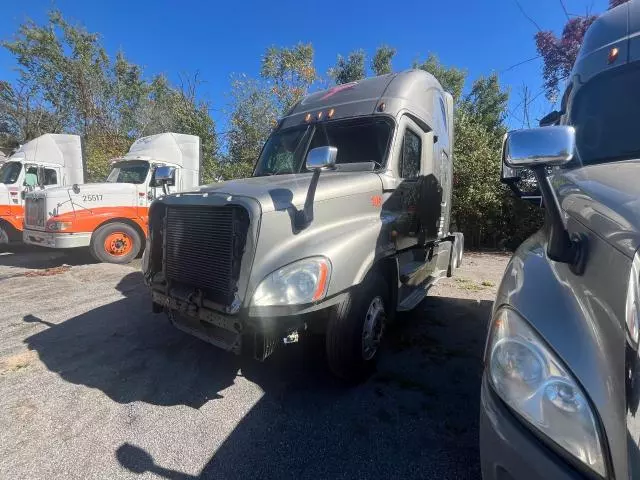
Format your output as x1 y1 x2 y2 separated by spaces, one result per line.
253 117 392 176
570 63 640 166
106 161 150 184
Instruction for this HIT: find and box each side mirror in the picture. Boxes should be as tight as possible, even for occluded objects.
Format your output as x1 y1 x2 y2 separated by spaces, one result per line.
503 125 586 273
305 146 337 170
154 166 175 182
503 125 575 169
154 166 176 196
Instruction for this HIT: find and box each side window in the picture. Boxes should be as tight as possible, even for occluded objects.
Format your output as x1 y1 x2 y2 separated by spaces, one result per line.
401 129 421 179
439 98 448 132
43 168 58 186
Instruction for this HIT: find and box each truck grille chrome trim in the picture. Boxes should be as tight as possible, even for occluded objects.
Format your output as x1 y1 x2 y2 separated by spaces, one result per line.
25 197 46 229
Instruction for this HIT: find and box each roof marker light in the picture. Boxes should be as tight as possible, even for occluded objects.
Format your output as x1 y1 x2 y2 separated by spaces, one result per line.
305 113 312 122
317 111 323 120
608 47 619 64
328 108 335 118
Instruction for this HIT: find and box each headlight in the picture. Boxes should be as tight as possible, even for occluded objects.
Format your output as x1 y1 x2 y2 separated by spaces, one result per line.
487 307 605 476
46 221 72 232
252 257 331 306
626 253 640 346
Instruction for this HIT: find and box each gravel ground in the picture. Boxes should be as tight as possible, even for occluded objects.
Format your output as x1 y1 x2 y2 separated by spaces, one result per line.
0 247 509 480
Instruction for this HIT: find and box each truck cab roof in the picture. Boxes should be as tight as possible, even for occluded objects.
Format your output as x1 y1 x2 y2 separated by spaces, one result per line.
280 70 450 134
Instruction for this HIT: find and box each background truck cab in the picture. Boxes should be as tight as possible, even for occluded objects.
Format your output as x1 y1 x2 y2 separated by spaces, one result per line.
23 132 200 263
0 134 83 245
481 1 640 479
144 70 464 380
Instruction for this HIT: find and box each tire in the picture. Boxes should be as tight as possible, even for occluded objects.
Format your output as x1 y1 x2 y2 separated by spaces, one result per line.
326 271 389 382
0 221 19 246
90 222 142 264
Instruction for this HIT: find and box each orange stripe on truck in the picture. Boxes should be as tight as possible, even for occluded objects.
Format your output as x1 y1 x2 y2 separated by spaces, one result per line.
1 205 25 232
48 206 149 236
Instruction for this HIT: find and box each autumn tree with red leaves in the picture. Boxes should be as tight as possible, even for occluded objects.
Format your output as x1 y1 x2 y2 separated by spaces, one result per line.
535 0 630 101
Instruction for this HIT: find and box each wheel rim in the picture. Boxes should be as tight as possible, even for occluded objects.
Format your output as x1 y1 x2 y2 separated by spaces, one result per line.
361 296 386 361
103 232 133 257
0 227 8 244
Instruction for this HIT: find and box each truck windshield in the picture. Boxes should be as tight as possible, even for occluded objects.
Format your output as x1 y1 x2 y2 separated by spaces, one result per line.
570 63 640 166
0 161 22 185
253 117 393 176
107 161 150 184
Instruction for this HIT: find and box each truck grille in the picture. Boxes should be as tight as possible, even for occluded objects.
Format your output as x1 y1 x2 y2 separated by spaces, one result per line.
25 197 46 229
164 205 250 306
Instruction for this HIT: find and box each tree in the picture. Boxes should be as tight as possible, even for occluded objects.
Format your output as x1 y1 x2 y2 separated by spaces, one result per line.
0 80 63 147
329 50 366 84
261 43 317 114
535 0 630 101
371 45 396 76
414 54 466 100
3 10 220 182
224 76 277 179
459 74 509 139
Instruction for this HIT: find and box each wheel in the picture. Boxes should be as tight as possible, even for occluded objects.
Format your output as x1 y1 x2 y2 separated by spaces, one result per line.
0 221 19 246
326 271 389 382
90 222 142 264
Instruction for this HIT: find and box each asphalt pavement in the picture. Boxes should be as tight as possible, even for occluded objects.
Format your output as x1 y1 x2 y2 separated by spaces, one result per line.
0 246 507 479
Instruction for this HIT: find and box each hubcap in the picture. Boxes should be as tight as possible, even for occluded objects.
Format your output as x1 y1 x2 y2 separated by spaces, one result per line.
361 296 386 361
104 232 132 257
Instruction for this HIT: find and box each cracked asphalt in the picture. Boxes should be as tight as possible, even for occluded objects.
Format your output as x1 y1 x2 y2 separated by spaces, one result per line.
0 246 508 479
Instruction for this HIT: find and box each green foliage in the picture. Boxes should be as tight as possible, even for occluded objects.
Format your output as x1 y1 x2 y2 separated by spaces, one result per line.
371 46 396 76
459 74 509 139
261 43 317 113
329 50 366 84
2 10 220 183
225 76 277 179
414 54 466 100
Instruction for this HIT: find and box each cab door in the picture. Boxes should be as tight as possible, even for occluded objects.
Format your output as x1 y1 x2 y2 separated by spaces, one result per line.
390 115 434 251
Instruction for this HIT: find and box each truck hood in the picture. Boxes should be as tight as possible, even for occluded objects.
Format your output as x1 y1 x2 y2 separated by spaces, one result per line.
30 182 138 199
556 159 640 257
198 171 383 214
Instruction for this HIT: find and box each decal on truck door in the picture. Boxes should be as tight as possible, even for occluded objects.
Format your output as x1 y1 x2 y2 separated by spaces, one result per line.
82 194 103 202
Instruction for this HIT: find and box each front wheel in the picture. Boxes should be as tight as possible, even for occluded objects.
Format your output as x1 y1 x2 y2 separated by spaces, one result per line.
326 272 389 381
90 222 142 264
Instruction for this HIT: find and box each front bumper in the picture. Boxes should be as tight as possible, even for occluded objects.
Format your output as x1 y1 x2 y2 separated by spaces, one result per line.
23 229 91 249
151 288 344 358
480 374 584 480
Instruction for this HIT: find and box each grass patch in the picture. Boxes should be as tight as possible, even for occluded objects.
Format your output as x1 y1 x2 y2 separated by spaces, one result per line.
481 280 495 287
0 350 38 374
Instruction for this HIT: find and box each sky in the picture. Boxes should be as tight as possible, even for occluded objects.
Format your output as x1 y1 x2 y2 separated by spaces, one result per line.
0 0 610 135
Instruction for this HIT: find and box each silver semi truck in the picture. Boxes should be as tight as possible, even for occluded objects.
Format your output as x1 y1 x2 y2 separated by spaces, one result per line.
481 1 640 478
143 70 464 380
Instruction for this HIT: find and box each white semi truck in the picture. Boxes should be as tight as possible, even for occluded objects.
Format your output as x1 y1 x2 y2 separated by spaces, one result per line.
23 132 201 263
0 134 83 245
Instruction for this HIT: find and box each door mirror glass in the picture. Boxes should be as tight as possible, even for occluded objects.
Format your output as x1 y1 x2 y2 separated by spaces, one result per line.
503 125 575 169
153 166 176 185
305 146 337 170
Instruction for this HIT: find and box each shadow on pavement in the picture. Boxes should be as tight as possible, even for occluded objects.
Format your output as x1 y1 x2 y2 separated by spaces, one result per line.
24 272 490 478
0 246 97 269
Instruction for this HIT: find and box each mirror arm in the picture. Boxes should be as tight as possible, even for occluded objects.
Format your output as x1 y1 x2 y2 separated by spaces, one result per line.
294 168 321 230
532 166 587 275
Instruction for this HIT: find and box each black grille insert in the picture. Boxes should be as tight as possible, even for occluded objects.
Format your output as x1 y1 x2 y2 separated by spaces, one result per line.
164 205 250 306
